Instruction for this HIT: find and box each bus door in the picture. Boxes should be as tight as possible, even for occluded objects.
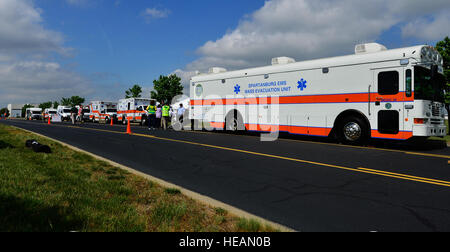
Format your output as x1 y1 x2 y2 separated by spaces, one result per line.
371 68 405 137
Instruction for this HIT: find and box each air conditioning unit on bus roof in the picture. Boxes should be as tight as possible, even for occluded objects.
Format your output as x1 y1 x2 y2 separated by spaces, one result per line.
208 67 227 74
271 57 296 65
355 43 387 55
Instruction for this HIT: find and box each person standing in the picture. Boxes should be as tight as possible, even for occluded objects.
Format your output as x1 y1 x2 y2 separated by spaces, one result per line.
78 105 84 124
71 106 77 125
146 101 157 130
161 103 171 130
177 104 186 127
155 104 162 129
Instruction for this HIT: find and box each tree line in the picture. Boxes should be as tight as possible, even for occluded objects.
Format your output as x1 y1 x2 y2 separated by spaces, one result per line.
0 74 184 117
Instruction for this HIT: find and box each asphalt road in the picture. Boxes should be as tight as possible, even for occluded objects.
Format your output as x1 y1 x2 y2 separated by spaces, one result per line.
2 119 450 232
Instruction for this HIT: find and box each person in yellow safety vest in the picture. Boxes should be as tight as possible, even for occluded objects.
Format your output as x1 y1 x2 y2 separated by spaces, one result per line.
146 101 157 130
161 103 171 130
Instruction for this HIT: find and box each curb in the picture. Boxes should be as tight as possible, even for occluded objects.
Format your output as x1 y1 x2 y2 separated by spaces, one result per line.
10 124 296 232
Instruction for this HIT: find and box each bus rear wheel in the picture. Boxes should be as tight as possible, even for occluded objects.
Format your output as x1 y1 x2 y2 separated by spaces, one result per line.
225 111 244 132
337 116 369 145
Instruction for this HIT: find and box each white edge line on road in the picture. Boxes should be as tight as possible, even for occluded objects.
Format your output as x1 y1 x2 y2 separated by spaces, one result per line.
10 124 296 232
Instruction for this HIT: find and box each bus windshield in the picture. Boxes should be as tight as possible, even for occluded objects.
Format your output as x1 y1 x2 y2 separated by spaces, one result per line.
32 111 41 114
414 66 445 102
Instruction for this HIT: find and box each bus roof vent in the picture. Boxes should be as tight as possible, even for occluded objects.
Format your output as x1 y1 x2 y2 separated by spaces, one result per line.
208 67 227 74
271 57 296 65
355 43 387 55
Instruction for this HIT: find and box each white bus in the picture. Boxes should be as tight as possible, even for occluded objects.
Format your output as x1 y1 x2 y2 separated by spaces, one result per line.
190 43 446 144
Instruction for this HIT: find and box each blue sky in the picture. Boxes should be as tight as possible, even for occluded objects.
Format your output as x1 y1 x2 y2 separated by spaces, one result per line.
36 0 267 98
0 0 449 107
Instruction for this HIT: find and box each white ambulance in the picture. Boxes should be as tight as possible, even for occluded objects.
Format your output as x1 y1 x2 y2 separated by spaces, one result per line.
43 108 57 121
117 98 155 125
57 106 72 122
90 101 118 124
25 108 43 120
190 43 446 144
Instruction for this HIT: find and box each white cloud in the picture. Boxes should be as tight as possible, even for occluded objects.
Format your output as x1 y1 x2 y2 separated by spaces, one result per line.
141 7 171 23
0 0 70 56
182 0 450 74
402 10 450 41
171 69 199 94
0 61 93 105
0 0 90 107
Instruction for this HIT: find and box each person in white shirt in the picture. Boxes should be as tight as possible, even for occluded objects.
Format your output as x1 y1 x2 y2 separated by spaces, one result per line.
177 104 186 125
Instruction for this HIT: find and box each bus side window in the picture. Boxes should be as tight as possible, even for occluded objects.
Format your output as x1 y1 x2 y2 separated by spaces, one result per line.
405 69 412 97
378 71 399 95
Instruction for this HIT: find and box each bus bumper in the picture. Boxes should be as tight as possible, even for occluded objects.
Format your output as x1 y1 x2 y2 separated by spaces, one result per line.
413 124 447 137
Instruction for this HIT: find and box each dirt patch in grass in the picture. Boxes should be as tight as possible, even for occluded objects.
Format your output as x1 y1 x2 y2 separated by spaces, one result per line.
0 124 278 232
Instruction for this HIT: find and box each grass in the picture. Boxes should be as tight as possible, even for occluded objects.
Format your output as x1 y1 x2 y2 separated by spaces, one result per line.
0 124 278 232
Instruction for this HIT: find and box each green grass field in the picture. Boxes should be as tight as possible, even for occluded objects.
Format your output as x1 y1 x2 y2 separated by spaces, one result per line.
0 124 277 232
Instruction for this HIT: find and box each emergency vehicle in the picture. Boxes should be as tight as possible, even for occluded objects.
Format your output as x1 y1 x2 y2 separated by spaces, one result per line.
82 105 92 122
57 106 72 121
43 108 57 121
190 43 446 144
90 101 118 124
26 108 43 120
117 98 154 125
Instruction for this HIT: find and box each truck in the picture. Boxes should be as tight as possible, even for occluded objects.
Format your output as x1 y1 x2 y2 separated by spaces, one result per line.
90 101 118 124
190 43 446 144
25 108 43 120
57 106 72 122
43 108 57 121
117 98 155 125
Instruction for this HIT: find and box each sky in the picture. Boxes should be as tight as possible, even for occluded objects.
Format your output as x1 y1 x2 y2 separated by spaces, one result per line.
0 0 449 108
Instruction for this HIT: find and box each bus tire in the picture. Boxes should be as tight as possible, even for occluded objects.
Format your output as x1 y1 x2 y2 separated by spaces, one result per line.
337 116 369 145
225 111 244 132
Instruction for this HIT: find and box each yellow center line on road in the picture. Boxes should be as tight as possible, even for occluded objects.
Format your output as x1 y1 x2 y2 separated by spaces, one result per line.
185 129 450 160
59 124 450 188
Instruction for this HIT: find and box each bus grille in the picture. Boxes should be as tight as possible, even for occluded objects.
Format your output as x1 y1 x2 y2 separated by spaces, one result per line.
432 104 440 117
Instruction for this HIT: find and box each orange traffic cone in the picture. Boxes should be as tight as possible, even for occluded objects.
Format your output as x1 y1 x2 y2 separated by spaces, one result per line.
48 116 51 125
110 118 114 126
126 119 132 134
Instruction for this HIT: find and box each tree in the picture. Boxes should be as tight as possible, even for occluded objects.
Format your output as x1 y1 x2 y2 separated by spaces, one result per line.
151 74 183 104
69 96 85 107
0 108 9 117
436 37 450 134
61 97 71 106
39 102 53 110
53 101 59 109
21 104 34 118
60 96 85 107
125 84 143 98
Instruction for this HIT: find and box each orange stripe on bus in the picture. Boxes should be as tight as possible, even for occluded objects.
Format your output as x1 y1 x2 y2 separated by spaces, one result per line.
191 92 414 106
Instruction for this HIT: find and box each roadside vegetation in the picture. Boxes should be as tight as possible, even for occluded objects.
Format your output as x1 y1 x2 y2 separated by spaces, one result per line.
0 124 277 232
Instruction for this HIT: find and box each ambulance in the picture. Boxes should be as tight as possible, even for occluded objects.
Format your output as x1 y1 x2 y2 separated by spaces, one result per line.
117 98 154 125
25 108 43 121
43 108 57 121
81 105 92 122
190 43 446 144
90 101 118 124
57 106 72 121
